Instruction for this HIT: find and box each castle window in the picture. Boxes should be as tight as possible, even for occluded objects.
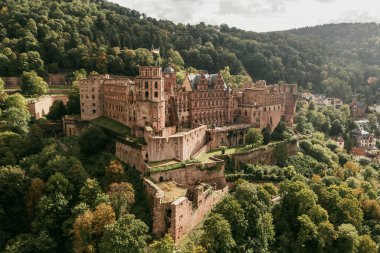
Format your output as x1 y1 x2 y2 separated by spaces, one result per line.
92 110 96 114
92 94 95 99
82 109 84 112
145 82 149 89
154 91 158 98
154 81 158 89
92 103 95 106
145 91 149 98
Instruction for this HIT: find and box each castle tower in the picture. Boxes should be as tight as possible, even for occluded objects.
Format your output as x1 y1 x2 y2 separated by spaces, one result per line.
79 74 107 120
136 66 166 132
163 65 177 95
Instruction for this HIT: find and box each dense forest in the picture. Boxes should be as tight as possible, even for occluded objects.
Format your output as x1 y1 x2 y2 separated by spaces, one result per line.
1 0 380 102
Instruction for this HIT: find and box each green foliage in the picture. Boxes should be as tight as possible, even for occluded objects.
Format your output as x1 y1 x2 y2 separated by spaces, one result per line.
299 140 338 166
21 72 47 96
220 66 251 88
246 128 263 147
0 166 30 248
201 213 236 253
149 234 176 253
0 77 6 102
262 128 271 145
78 126 108 155
1 94 30 134
0 131 28 166
166 49 184 67
271 120 293 141
219 146 227 155
228 164 296 182
79 179 103 209
0 0 378 103
46 100 66 121
273 142 287 166
108 182 135 219
99 214 149 253
214 195 248 241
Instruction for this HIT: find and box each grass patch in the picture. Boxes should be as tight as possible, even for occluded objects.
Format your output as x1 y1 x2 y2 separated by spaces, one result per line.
147 159 179 168
196 147 241 162
157 181 187 203
149 162 185 173
91 116 131 137
148 158 202 173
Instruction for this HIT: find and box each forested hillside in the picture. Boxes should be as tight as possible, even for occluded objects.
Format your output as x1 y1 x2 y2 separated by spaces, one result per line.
290 23 380 66
1 0 380 102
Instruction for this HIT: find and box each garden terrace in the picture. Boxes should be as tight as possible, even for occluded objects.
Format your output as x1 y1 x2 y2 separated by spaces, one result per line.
157 181 187 203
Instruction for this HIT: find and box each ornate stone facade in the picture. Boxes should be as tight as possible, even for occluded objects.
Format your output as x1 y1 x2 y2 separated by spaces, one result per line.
79 66 297 168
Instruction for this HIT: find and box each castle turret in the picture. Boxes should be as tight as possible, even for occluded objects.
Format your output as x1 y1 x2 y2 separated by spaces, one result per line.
163 65 177 95
136 66 166 132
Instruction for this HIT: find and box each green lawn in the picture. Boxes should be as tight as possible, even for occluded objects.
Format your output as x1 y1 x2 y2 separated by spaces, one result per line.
91 116 131 137
147 159 179 168
196 147 241 162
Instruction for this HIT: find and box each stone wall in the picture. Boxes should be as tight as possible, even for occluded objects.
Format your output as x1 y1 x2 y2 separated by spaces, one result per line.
147 125 208 162
63 115 88 137
144 179 171 237
169 185 228 241
150 161 226 188
48 74 67 86
115 140 148 173
3 77 21 89
27 95 68 119
222 140 298 168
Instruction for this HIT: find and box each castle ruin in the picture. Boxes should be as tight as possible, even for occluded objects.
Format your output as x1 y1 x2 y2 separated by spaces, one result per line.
79 66 298 242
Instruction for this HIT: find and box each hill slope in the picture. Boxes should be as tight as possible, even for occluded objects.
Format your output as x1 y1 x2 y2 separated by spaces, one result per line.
0 0 379 102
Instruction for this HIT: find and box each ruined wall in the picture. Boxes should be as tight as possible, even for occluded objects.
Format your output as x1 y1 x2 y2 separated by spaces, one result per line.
79 75 106 120
144 179 171 237
3 77 22 89
226 140 298 168
147 125 208 162
169 186 228 241
48 74 67 86
115 140 148 174
27 95 68 119
150 161 226 188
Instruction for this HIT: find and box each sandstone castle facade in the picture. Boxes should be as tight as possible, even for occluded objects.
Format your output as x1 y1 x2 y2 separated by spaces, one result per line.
79 65 298 242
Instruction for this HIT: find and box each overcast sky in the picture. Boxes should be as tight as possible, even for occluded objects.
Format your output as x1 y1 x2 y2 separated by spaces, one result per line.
111 0 380 32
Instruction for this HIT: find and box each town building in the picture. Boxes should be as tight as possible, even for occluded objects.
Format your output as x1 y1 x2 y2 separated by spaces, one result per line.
350 97 367 119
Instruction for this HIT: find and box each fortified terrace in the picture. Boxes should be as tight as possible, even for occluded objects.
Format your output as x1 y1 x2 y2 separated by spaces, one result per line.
78 65 298 242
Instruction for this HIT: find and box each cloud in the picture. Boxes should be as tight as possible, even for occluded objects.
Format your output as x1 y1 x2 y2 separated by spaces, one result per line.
331 10 380 23
110 0 380 32
217 0 299 17
314 0 335 3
